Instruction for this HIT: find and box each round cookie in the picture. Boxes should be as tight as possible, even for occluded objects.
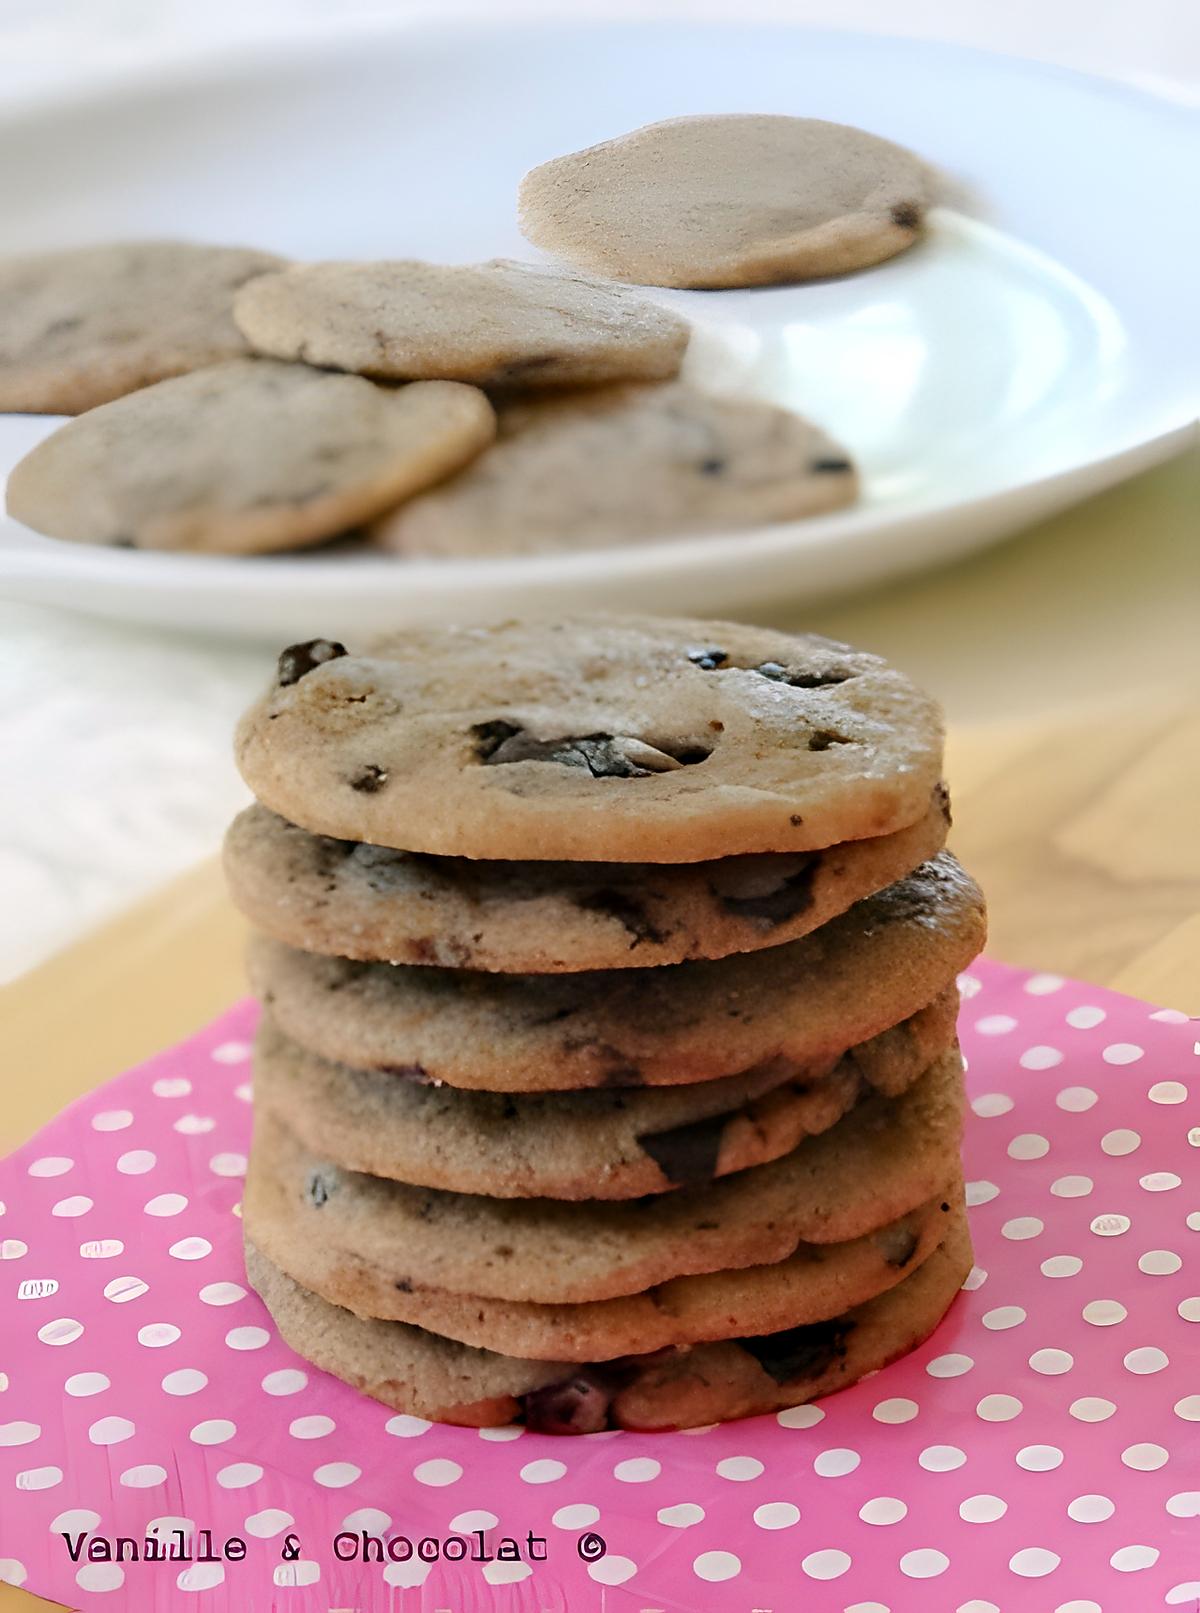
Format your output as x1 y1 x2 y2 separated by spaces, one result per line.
235 616 946 861
244 1213 971 1430
246 1160 955 1360
224 789 949 972
252 987 959 1199
242 1049 964 1305
0 239 285 414
233 258 690 388
247 854 983 1092
6 361 495 555
518 115 931 288
370 381 857 556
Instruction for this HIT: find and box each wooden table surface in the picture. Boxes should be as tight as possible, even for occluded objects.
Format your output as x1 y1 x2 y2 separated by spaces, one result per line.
1 448 1198 1611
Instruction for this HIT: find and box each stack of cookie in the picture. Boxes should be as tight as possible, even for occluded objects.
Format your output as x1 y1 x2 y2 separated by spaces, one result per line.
228 617 985 1432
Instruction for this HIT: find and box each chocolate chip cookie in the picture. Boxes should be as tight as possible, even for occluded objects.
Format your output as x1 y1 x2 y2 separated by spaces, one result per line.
519 115 931 288
235 617 946 861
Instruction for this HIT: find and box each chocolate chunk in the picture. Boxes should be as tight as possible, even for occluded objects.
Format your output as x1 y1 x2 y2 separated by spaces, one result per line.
884 1229 920 1269
638 1111 729 1187
523 1373 614 1435
470 719 521 760
276 639 348 686
891 201 921 230
377 1062 433 1083
810 456 853 474
348 764 388 793
807 729 851 752
753 661 855 688
304 1170 333 1208
478 728 702 778
934 782 952 825
687 646 728 670
577 889 668 948
739 1317 853 1385
394 1278 413 1294
714 858 816 924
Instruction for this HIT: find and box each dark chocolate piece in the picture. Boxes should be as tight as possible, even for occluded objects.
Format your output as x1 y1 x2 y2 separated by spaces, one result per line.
739 1317 853 1385
891 201 921 230
276 639 348 686
523 1374 614 1435
348 764 388 793
576 889 669 947
637 1111 730 1187
714 859 816 924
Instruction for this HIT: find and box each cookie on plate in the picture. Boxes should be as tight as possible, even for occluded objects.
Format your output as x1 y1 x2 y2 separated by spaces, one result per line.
371 381 856 555
243 1049 964 1305
0 240 285 413
233 258 690 388
245 1211 971 1429
247 855 983 1092
251 986 959 1198
519 115 931 288
6 361 495 554
235 617 945 861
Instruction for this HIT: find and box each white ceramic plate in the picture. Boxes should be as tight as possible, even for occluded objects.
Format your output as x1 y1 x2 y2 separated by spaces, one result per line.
0 22 1195 640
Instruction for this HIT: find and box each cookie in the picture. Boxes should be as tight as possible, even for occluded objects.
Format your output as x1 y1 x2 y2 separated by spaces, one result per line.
235 617 945 861
370 381 856 556
6 361 495 554
244 1211 971 1429
0 240 287 415
252 986 958 1199
224 786 949 972
248 1151 955 1360
518 115 931 288
243 1049 964 1305
233 258 690 389
247 854 983 1092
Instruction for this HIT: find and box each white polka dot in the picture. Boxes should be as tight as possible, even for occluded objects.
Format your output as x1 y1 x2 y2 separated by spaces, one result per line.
982 1305 1026 1330
1083 1298 1127 1326
714 1456 761 1480
927 1353 974 1378
977 1394 1023 1422
1003 1217 1044 1241
976 1015 1017 1035
1055 1603 1101 1613
966 1180 1000 1206
1066 1005 1106 1029
1148 1081 1188 1105
860 1497 907 1525
520 1459 566 1484
245 1509 293 1538
342 1508 392 1533
1174 1396 1200 1421
75 1564 124 1592
1009 1547 1060 1577
1008 1133 1049 1160
16 1467 62 1491
189 1419 235 1446
1111 1545 1159 1571
384 1413 431 1436
143 1193 187 1217
273 1562 320 1589
88 1416 134 1445
1103 1042 1144 1064
1101 1128 1141 1156
234 1082 253 1102
1180 1298 1200 1322
215 1464 262 1488
548 1504 597 1529
752 1501 800 1530
1141 1249 1183 1274
964 1269 988 1297
873 1397 918 1423
1124 1346 1169 1374
1070 1397 1117 1422
972 1093 1013 1117
477 1424 522 1440
178 1563 224 1591
413 1458 461 1486
1052 1175 1093 1198
0 1239 27 1260
37 1317 83 1345
657 1503 704 1528
64 1372 109 1397
0 1422 40 1447
1141 1171 1182 1192
695 1550 742 1582
28 1157 73 1177
91 1110 133 1132
152 1077 191 1097
1025 972 1065 995
168 1237 212 1261
208 1153 247 1177
313 1462 360 1487
174 1114 216 1135
1020 1045 1063 1071
1167 1586 1200 1607
1090 1212 1130 1236
920 1445 966 1472
116 1150 156 1174
1166 1493 1200 1517
103 1276 148 1304
1067 1494 1115 1523
0 1562 26 1588
134 1323 178 1351
1122 1443 1169 1470
1151 1006 1190 1022
162 1369 207 1396
289 1415 334 1439
1056 1086 1099 1113
800 1549 850 1580
52 1195 93 1218
901 1549 950 1578
776 1403 824 1428
813 1447 859 1476
224 1325 269 1351
1029 1349 1073 1375
589 1556 636 1586
960 1494 1007 1523
610 1456 659 1483
1017 1445 1063 1471
212 1041 250 1064
262 1368 306 1395
119 1465 166 1488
